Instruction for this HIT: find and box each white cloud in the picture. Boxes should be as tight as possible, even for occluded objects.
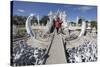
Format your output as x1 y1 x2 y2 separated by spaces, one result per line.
17 9 25 13
78 6 94 12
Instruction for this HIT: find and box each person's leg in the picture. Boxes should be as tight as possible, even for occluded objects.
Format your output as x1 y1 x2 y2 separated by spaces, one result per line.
57 28 59 34
56 28 58 34
58 28 61 34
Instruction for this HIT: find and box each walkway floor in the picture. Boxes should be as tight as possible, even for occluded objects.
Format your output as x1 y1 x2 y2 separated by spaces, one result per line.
45 34 66 64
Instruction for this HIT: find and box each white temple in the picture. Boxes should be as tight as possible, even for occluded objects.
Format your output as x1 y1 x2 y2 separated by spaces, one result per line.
25 10 89 39
12 10 97 66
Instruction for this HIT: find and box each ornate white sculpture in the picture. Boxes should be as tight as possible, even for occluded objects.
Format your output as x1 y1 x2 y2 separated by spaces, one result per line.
78 20 86 37
46 11 53 31
61 11 68 28
25 13 35 37
76 16 79 26
25 14 50 49
37 15 40 26
25 10 86 42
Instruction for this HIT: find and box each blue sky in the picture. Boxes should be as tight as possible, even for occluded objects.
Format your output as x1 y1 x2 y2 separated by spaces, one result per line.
12 1 97 22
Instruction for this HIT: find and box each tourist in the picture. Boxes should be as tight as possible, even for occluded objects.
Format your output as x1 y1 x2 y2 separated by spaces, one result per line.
54 17 62 34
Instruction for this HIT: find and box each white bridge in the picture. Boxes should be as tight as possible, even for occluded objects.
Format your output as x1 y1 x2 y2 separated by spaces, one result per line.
25 10 87 64
45 34 67 64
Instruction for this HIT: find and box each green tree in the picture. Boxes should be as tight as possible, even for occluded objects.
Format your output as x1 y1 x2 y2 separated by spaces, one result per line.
78 19 82 25
31 16 38 25
91 20 97 30
40 16 49 25
70 22 76 26
12 15 27 26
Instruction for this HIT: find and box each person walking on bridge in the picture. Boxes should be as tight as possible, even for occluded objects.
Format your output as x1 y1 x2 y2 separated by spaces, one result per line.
54 17 62 34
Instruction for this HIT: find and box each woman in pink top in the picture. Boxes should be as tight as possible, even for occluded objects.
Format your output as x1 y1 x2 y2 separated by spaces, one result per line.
54 17 62 34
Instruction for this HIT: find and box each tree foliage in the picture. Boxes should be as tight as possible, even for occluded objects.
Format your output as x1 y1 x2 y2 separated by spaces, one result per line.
40 16 49 25
91 20 97 29
12 16 27 26
70 22 76 26
12 15 49 26
78 19 82 24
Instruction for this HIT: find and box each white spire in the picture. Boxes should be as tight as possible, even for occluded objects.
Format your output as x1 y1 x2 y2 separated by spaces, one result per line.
37 14 40 26
48 11 53 16
76 16 79 25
